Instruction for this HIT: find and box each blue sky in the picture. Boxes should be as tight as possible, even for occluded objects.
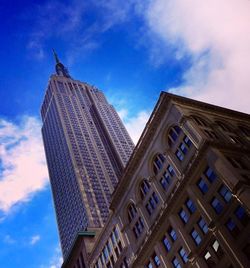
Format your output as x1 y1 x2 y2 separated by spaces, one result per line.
0 0 249 267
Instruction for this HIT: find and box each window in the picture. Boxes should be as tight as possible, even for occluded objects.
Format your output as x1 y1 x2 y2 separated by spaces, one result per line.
133 217 144 239
128 203 137 222
184 135 192 147
168 227 177 241
179 247 188 263
219 185 232 203
160 173 170 190
153 154 166 174
234 205 249 226
146 203 153 215
198 217 208 234
167 165 175 176
175 149 184 161
226 218 240 237
197 178 208 194
140 180 151 199
160 165 175 190
168 126 181 146
152 192 159 203
185 198 196 213
145 192 159 216
179 209 189 224
162 236 171 252
211 197 223 214
172 257 182 268
205 167 217 183
212 240 223 257
152 252 161 267
190 229 202 245
120 257 128 268
146 262 153 268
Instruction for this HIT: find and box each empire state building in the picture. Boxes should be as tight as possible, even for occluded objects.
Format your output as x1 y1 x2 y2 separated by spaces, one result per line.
41 51 134 258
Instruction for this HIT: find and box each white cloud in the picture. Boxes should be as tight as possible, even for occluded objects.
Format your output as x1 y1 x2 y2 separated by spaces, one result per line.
121 110 151 144
145 0 250 113
39 246 63 268
118 109 129 121
0 116 48 213
30 235 41 245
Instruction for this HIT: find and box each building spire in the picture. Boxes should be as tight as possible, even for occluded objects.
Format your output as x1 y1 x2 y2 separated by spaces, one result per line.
52 48 60 64
52 49 71 78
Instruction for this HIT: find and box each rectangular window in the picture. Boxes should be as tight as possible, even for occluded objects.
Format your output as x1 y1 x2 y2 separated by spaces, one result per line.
186 198 196 213
149 197 156 209
205 167 217 182
234 205 249 226
146 204 153 215
198 217 208 234
190 229 202 245
211 197 223 214
160 176 169 190
180 143 188 154
219 185 232 203
152 252 161 267
175 149 184 161
152 192 159 204
168 227 177 241
147 262 153 268
212 240 223 257
179 209 189 224
172 257 182 268
184 136 192 147
162 236 171 252
226 218 240 237
179 247 188 263
167 165 175 176
197 178 208 194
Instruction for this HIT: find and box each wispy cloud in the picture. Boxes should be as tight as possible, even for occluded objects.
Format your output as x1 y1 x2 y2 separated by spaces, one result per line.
39 245 63 268
25 0 138 63
0 116 48 214
144 0 250 113
118 109 151 144
30 235 41 245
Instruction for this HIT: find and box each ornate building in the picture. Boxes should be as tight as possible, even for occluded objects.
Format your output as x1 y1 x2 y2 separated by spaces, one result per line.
62 92 250 268
41 52 134 258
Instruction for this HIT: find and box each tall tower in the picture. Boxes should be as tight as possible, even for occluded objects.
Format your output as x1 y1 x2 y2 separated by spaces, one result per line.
41 52 134 258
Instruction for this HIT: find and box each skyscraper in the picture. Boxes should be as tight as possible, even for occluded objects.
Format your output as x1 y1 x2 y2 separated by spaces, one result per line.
41 52 134 258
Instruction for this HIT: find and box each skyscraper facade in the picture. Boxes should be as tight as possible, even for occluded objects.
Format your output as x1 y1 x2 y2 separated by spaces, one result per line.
41 52 134 258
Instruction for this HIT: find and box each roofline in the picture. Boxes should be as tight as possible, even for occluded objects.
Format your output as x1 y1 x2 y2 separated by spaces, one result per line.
110 91 250 208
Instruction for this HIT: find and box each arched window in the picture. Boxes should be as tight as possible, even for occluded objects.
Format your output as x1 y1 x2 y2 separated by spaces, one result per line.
153 153 166 174
168 126 181 146
128 203 137 222
140 180 151 200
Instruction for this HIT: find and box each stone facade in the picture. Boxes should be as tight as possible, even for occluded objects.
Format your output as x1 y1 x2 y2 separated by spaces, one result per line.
64 92 250 268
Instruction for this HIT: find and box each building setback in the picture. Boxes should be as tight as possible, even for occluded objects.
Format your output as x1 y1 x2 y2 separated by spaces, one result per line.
62 92 250 268
41 52 134 259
